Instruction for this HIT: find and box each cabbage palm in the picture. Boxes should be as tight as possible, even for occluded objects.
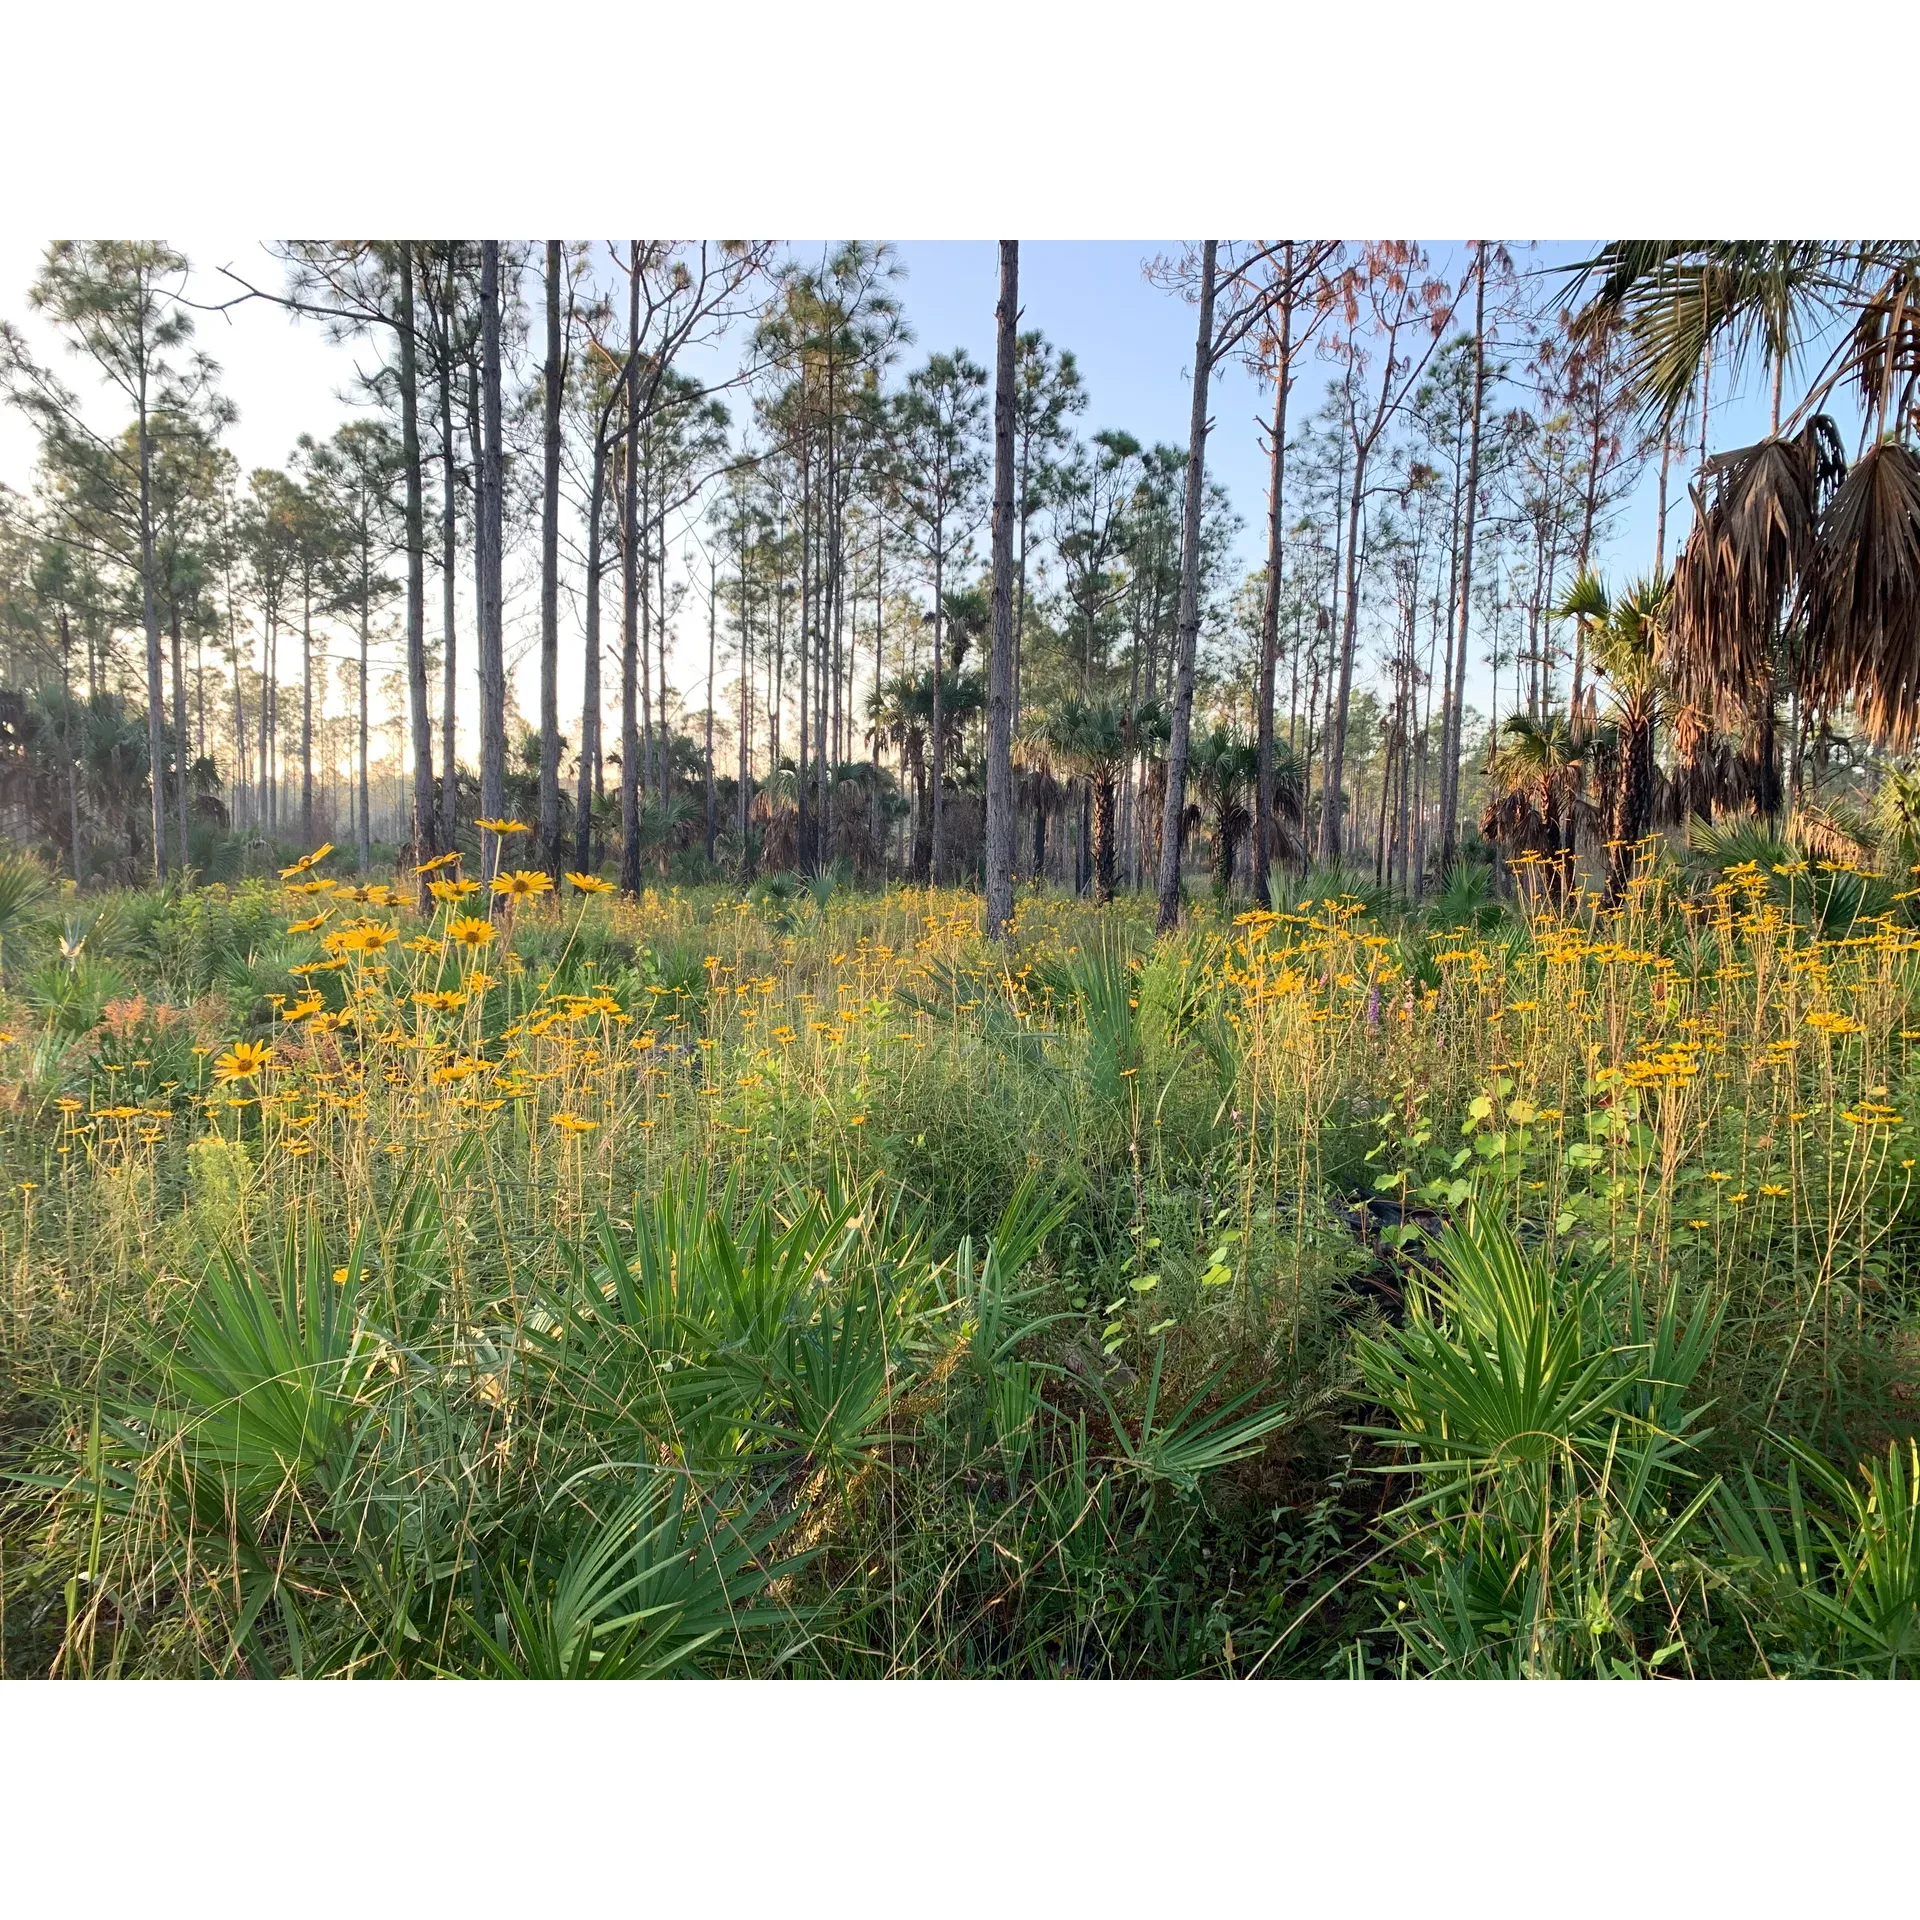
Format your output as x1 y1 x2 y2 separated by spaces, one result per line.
1556 570 1667 899
1039 694 1160 904
1567 242 1920 757
1185 726 1275 896
1482 712 1589 887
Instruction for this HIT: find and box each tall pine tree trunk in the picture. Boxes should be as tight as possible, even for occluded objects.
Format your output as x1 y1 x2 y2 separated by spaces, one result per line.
619 245 643 895
358 524 372 873
577 436 605 874
705 553 718 865
1155 239 1218 934
1439 247 1486 867
439 353 460 846
985 240 1019 939
170 592 189 871
538 240 564 873
301 565 314 846
1253 248 1294 907
136 379 167 880
398 246 435 900
476 241 507 859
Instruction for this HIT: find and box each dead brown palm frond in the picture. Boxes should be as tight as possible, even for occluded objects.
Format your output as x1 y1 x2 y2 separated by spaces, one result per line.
1800 441 1920 750
1788 802 1877 870
1661 703 1746 827
1850 262 1920 432
1663 420 1844 724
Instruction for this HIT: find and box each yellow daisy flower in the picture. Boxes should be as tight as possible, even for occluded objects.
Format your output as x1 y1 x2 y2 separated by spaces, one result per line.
212 1040 273 1084
449 916 497 951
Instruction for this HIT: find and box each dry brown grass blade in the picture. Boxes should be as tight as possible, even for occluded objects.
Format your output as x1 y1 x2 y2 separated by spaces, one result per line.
1788 804 1876 870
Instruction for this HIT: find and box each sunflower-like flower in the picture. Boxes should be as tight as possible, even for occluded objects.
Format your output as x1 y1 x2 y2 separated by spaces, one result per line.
284 878 337 897
287 910 332 935
448 916 496 951
279 843 336 880
475 818 530 836
551 1112 599 1133
212 1040 273 1084
414 850 463 874
566 872 616 895
429 877 481 902
333 923 400 956
491 869 554 900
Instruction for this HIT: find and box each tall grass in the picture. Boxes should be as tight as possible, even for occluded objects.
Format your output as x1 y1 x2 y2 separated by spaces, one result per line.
0 839 1914 1676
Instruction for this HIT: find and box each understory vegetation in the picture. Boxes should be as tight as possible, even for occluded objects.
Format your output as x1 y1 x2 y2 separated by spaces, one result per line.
1 832 1918 1679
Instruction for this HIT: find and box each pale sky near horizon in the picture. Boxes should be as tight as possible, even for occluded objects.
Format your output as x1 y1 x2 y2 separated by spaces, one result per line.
0 237 1777 774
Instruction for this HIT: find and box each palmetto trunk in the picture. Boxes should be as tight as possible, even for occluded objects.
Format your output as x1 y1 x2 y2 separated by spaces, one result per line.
1093 769 1117 905
1608 693 1657 902
909 738 931 882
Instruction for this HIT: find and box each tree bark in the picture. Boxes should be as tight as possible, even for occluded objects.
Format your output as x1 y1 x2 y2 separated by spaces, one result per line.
136 369 167 881
1253 247 1294 907
985 240 1019 940
577 435 605 874
398 247 435 901
476 240 507 855
538 241 564 874
357 518 372 872
619 245 643 894
1154 239 1218 934
439 342 460 847
705 552 718 865
170 592 189 870
300 563 314 846
1439 248 1486 867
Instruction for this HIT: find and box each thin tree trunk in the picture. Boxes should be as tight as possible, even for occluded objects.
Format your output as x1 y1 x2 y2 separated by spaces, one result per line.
538 240 564 873
476 240 508 858
1439 246 1486 867
738 562 752 862
619 245 643 895
986 240 1019 940
797 445 812 871
1253 249 1294 907
577 437 605 874
705 552 718 864
136 375 167 880
398 247 435 901
170 592 189 870
358 522 371 872
929 535 946 884
1156 240 1218 934
300 564 314 846
439 350 460 845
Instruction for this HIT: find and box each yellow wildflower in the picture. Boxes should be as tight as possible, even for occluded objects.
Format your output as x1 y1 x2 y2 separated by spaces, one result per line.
448 916 496 951
212 1040 272 1084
